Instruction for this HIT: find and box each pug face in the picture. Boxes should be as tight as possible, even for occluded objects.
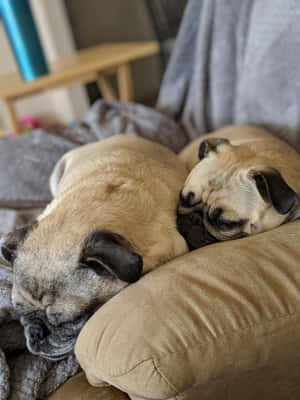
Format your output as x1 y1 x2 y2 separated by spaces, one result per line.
177 138 300 249
1 227 142 360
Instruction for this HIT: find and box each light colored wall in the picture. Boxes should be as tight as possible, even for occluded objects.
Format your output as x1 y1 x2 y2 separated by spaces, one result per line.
0 0 89 134
65 0 162 104
0 22 16 75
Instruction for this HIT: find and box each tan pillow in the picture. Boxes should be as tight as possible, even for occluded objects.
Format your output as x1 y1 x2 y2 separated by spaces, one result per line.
75 221 300 399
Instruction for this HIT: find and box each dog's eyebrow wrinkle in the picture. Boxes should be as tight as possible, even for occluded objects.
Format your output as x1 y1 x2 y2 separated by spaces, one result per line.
18 271 36 291
18 271 59 303
18 286 42 309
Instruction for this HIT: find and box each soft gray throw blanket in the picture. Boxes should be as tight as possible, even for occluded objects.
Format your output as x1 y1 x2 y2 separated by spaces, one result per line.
158 0 300 150
1 0 300 398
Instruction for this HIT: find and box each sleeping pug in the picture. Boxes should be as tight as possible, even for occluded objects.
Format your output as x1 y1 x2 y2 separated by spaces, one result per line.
1 135 188 360
177 125 300 250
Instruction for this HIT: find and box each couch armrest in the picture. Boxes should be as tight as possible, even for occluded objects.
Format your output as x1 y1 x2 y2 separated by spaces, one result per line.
75 221 300 399
47 372 129 400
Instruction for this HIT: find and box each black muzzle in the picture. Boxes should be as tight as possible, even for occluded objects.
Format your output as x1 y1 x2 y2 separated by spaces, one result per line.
177 211 219 250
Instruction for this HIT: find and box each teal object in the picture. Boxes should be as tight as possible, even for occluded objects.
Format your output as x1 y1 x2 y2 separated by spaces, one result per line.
0 0 49 81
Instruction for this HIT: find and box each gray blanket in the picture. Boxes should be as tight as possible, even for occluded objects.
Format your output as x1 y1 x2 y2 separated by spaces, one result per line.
158 0 300 150
2 0 300 398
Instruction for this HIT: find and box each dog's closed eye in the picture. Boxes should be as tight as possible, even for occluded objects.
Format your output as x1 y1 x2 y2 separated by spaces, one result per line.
216 219 245 231
208 208 245 231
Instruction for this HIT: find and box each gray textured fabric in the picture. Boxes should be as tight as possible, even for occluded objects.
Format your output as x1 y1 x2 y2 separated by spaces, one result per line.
0 209 44 235
81 100 187 151
158 0 300 150
0 131 77 208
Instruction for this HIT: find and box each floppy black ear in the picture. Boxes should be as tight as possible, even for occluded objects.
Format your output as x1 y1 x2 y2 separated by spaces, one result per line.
252 168 297 214
198 138 230 160
1 225 31 263
81 231 143 283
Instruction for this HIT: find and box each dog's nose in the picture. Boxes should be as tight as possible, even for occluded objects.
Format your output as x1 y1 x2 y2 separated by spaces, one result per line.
179 190 195 208
47 310 64 327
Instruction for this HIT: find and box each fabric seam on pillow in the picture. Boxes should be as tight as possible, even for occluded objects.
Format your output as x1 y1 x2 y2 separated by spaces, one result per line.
153 358 179 394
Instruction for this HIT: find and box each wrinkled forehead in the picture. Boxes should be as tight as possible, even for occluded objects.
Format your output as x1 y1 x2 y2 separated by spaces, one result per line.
185 157 236 190
12 244 77 299
183 164 258 215
15 229 81 269
188 142 251 179
13 264 62 299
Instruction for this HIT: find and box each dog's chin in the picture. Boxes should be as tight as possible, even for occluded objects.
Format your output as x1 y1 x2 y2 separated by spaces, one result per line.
27 336 76 361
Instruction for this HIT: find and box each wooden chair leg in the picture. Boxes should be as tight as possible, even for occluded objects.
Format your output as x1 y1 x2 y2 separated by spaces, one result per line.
117 63 134 102
4 98 21 134
97 73 117 100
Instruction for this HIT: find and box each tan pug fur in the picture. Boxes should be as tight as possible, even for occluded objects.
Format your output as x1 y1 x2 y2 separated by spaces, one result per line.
177 125 300 248
2 135 188 360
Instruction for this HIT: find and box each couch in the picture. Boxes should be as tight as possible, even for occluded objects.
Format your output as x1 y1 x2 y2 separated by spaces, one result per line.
2 0 300 398
50 218 300 400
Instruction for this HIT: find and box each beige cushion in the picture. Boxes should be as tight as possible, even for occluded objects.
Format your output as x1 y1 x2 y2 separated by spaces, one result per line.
75 221 300 399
